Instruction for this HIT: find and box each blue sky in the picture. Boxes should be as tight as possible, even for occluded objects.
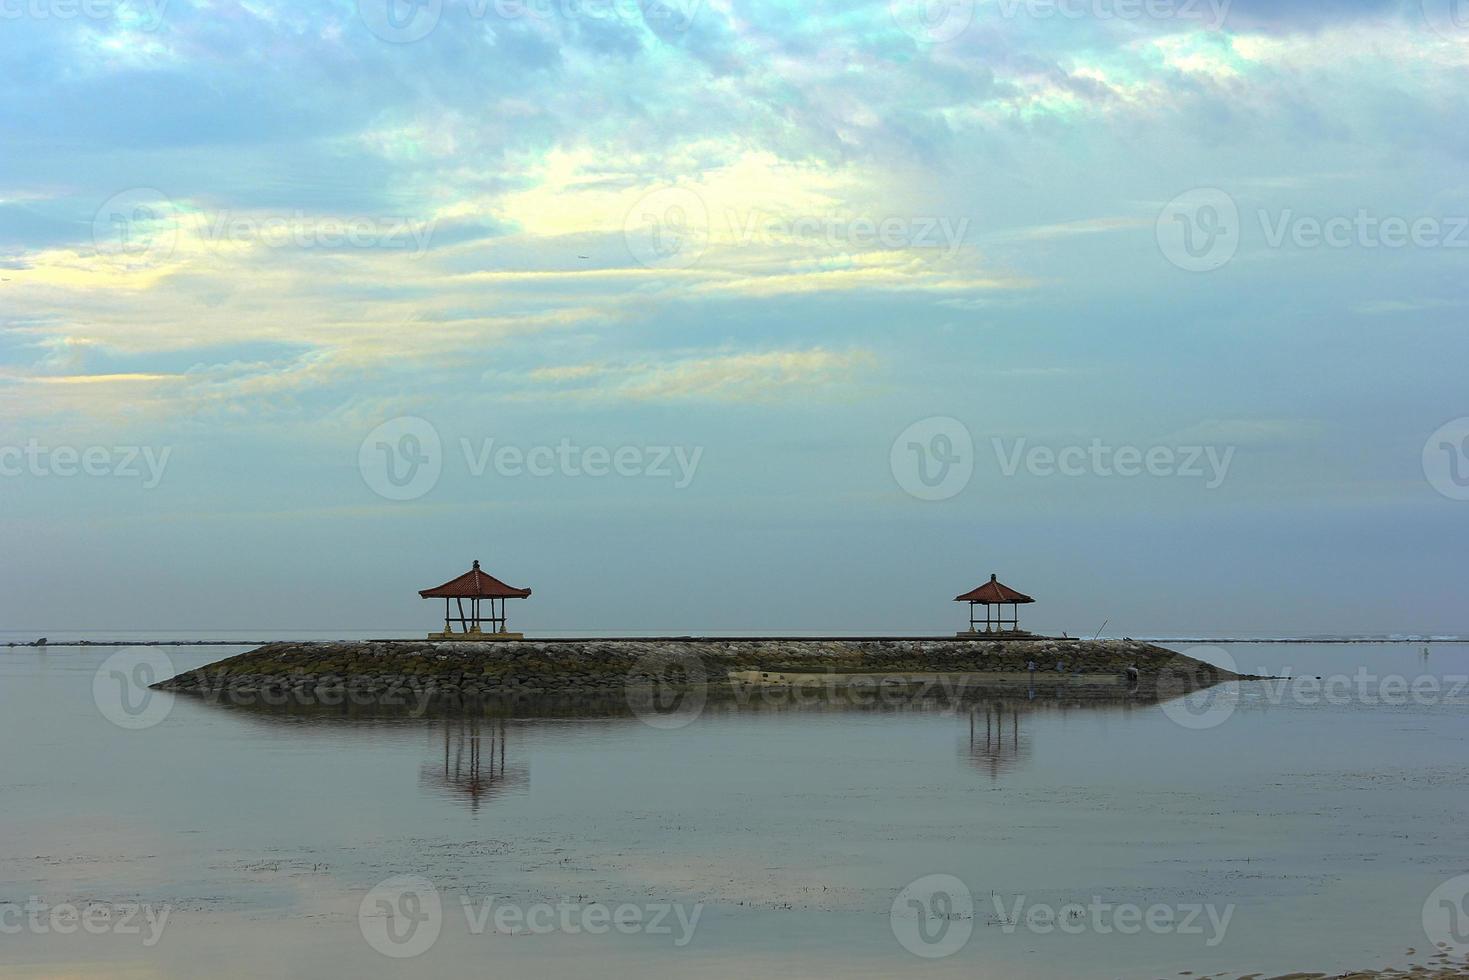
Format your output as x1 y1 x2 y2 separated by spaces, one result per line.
1 0 1465 635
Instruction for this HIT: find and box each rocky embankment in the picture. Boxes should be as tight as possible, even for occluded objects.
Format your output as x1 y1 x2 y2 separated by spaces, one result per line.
153 637 1235 709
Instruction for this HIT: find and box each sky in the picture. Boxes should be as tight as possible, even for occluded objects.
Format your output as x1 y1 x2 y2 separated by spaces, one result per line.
0 0 1466 636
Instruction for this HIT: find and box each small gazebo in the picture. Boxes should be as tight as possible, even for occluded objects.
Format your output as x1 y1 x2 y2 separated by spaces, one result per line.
420 560 532 640
955 573 1035 636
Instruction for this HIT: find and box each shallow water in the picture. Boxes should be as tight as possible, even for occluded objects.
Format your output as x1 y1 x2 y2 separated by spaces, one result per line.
1 641 1466 978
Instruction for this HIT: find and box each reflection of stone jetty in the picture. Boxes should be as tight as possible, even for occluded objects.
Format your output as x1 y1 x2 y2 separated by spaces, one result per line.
153 637 1241 705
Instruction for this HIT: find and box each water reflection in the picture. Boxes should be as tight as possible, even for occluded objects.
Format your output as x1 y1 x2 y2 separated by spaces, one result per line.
966 701 1030 779
419 716 528 811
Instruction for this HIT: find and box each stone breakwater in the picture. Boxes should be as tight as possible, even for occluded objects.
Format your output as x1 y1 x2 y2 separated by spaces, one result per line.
153 638 1234 708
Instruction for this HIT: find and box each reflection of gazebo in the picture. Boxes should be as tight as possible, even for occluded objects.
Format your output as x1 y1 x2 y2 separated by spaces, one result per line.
419 717 528 811
420 560 532 640
955 573 1035 636
966 702 1030 780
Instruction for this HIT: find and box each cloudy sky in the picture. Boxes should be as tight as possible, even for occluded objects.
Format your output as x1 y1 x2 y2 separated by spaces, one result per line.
1 0 1465 636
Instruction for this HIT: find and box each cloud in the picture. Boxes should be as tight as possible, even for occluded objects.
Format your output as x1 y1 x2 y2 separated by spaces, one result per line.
495 347 877 402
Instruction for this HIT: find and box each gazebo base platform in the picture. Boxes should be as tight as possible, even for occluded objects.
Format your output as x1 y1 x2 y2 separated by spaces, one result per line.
429 630 524 641
956 629 1035 639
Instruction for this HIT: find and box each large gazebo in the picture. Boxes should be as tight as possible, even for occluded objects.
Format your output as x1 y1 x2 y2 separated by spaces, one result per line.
955 573 1035 636
420 560 532 640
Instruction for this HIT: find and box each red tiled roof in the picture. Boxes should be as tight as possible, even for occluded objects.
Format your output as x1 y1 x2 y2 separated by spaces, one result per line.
419 560 532 599
955 574 1034 604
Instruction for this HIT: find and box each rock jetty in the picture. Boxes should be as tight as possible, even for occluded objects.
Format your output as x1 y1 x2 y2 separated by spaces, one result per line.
153 637 1235 710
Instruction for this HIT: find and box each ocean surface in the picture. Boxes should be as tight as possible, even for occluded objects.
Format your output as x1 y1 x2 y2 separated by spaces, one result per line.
2 639 1466 978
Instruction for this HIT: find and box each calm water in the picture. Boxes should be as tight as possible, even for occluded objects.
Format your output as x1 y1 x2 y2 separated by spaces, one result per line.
2 642 1467 978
